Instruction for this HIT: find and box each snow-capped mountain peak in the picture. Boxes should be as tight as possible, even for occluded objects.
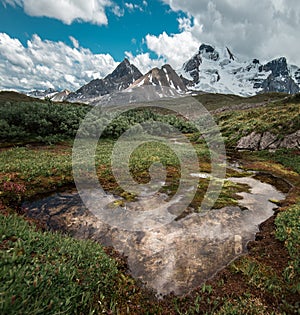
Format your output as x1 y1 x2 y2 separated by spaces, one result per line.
180 43 300 96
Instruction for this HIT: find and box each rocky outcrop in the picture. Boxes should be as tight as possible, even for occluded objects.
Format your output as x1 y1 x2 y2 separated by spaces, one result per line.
256 57 300 94
50 89 70 102
260 74 299 94
182 52 202 84
237 130 300 150
261 57 289 77
199 44 220 61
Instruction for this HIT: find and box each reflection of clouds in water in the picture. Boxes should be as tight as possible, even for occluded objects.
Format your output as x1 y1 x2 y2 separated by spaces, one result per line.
25 174 286 295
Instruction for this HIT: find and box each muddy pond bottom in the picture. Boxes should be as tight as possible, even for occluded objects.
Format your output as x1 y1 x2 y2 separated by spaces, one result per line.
24 175 285 296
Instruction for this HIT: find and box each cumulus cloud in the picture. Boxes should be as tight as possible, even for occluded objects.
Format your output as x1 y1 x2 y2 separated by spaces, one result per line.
1 0 112 25
125 1 147 12
69 36 79 49
145 31 199 69
125 51 164 74
0 33 118 92
111 4 124 17
177 16 193 32
160 0 300 65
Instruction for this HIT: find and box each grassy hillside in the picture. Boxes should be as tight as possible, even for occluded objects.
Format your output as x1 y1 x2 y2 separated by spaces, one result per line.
0 91 39 104
193 92 288 111
216 101 300 146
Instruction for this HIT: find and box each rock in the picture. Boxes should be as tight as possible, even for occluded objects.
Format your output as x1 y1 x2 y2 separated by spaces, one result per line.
259 132 278 150
199 44 220 61
262 57 289 77
183 52 202 84
237 132 261 150
129 64 187 92
261 74 299 94
236 130 300 150
279 130 300 149
257 57 300 94
267 140 282 150
294 68 300 85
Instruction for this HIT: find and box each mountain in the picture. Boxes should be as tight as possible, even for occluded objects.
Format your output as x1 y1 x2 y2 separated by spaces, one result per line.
27 88 70 102
89 64 187 106
66 58 142 103
129 64 187 93
50 90 71 102
24 44 300 103
27 88 58 99
179 44 300 96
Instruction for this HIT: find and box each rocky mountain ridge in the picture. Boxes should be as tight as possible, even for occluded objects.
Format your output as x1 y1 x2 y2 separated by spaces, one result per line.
66 58 142 103
26 43 300 103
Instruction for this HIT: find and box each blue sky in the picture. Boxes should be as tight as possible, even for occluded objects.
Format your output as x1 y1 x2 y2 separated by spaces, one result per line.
0 0 299 92
0 1 182 60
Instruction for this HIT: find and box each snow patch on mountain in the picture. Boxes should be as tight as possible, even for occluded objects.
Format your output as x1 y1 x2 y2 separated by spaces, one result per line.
129 64 187 94
27 88 70 102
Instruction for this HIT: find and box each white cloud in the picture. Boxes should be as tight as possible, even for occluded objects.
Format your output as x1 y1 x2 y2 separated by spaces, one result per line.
160 0 300 65
125 3 134 10
111 4 124 17
145 31 199 70
125 51 164 74
1 0 113 25
177 16 193 32
125 2 147 12
69 36 79 49
0 33 118 92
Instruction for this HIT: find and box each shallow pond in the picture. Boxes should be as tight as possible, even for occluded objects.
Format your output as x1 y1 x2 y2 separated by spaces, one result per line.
24 173 286 296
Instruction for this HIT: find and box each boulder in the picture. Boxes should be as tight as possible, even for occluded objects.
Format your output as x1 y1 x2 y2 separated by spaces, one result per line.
259 132 278 150
236 132 261 150
279 130 300 149
236 130 300 150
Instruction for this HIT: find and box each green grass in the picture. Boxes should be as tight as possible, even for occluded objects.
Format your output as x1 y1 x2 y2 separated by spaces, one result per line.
0 213 119 315
215 295 272 315
0 146 74 206
275 204 300 288
216 102 300 147
255 149 300 174
193 92 287 111
0 147 72 181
